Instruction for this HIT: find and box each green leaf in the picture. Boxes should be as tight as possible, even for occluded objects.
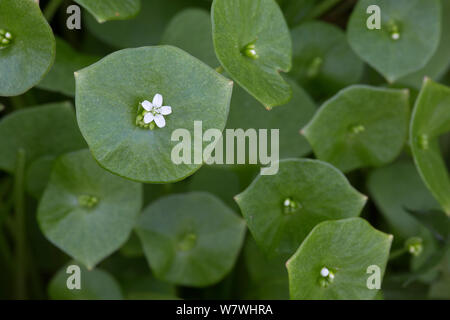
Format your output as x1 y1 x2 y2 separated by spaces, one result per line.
212 0 292 109
398 0 450 89
37 149 142 269
290 21 363 100
367 160 439 271
38 37 99 97
407 209 450 244
0 102 86 174
85 0 199 48
241 236 289 299
160 8 219 68
135 192 246 287
347 0 441 83
75 0 140 23
48 263 123 300
235 159 367 257
25 155 55 199
367 160 439 240
410 79 450 215
303 85 410 173
0 0 55 96
287 218 392 300
75 46 232 183
226 80 316 160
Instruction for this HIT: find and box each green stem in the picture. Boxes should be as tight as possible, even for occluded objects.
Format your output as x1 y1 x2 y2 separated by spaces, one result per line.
307 0 342 20
389 247 407 261
43 0 64 21
13 149 26 300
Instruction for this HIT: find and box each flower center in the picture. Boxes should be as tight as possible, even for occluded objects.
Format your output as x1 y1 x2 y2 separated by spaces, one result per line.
417 134 429 150
241 42 259 59
405 237 423 257
0 29 13 49
78 194 99 208
387 21 401 40
177 232 197 251
307 57 323 78
282 197 301 215
318 266 335 288
349 124 365 135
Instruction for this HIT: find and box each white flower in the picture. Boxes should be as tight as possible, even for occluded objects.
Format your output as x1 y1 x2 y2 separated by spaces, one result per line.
320 267 330 277
140 93 172 128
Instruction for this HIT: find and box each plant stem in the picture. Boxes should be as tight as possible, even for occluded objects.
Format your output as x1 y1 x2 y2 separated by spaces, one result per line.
13 149 26 300
389 247 407 261
43 0 64 21
307 0 342 20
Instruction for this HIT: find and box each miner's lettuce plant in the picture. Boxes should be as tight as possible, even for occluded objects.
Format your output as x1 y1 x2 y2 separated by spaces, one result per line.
0 0 449 301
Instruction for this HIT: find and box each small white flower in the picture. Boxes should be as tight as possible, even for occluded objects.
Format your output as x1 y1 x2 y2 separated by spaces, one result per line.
140 93 172 128
320 267 330 277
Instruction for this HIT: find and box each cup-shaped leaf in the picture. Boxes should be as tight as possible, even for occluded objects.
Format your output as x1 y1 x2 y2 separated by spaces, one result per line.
226 80 316 160
367 160 439 270
135 192 246 287
48 263 123 300
0 102 86 174
410 79 450 215
25 155 55 199
212 0 292 109
0 0 55 96
302 85 410 173
37 149 143 269
160 8 219 68
398 0 450 89
347 0 441 83
75 46 233 183
287 218 392 300
38 37 99 97
235 159 367 257
74 0 140 23
290 21 363 100
85 0 197 48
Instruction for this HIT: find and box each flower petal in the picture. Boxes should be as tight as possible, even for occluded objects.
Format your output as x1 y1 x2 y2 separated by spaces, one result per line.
159 106 172 115
143 113 154 124
154 114 166 128
141 100 153 111
152 94 163 108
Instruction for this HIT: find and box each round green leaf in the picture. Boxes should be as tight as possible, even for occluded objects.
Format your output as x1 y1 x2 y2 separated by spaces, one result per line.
226 80 316 160
37 149 143 269
410 79 450 215
303 85 410 173
135 192 246 287
85 0 200 48
212 0 292 109
75 46 232 183
0 102 86 174
235 159 367 258
367 160 439 270
367 160 440 239
75 0 140 23
290 21 363 100
0 0 55 96
48 263 123 300
160 8 219 68
287 218 392 300
38 37 99 97
398 0 450 89
347 0 441 83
